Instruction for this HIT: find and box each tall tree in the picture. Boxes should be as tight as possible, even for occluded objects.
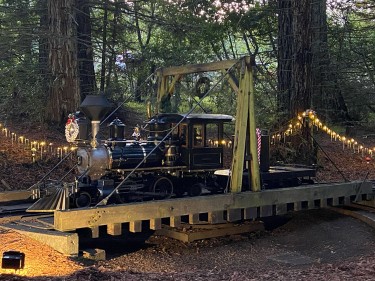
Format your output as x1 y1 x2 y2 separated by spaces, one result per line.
290 0 313 117
77 0 97 100
277 0 314 120
45 0 81 124
277 0 293 121
277 0 317 164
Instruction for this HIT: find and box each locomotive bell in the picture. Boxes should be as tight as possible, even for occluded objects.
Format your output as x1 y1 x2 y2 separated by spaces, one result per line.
80 95 111 147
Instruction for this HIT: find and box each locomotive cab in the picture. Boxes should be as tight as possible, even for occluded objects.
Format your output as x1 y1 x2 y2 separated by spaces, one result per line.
147 113 234 170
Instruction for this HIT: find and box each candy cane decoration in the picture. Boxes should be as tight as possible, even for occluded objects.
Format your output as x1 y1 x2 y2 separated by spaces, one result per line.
256 128 261 164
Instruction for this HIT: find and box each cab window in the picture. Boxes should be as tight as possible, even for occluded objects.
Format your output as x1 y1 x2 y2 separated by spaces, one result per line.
193 124 203 147
179 124 188 146
205 123 218 147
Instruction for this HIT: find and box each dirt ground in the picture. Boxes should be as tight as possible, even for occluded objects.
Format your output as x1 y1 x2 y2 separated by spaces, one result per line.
1 209 375 280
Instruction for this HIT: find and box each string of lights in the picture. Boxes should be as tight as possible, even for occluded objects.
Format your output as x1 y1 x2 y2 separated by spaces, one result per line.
272 109 374 160
0 123 76 163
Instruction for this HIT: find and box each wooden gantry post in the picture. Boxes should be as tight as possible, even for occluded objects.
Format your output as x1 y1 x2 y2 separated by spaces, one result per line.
152 57 260 192
230 56 261 192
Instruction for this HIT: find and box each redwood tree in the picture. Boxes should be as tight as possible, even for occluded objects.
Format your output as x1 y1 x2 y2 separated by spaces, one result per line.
77 0 97 100
45 0 81 124
277 0 316 164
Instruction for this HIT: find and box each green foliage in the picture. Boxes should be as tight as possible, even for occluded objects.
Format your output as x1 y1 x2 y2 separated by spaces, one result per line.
327 3 375 123
0 0 374 133
0 0 46 122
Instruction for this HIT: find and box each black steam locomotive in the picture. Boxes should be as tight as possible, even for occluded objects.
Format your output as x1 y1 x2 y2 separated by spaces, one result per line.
66 95 239 208
74 115 236 207
31 95 315 210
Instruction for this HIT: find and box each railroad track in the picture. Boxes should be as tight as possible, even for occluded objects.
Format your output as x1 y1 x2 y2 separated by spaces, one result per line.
0 203 49 225
330 201 375 229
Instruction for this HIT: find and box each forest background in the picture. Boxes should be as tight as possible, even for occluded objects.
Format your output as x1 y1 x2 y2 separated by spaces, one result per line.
0 0 372 141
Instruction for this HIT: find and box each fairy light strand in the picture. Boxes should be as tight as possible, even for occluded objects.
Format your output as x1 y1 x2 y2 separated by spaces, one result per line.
271 109 374 158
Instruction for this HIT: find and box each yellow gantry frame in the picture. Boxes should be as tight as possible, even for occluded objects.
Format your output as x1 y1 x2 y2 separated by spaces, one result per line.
154 56 261 192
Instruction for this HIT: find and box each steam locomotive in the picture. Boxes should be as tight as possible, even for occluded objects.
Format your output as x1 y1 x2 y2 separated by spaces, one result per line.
70 95 239 207
35 95 316 210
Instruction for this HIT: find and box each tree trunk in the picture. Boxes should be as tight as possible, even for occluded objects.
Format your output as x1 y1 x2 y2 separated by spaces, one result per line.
76 0 97 101
99 0 109 93
290 0 313 116
277 0 317 165
45 0 80 124
277 0 293 122
106 0 120 90
37 0 49 97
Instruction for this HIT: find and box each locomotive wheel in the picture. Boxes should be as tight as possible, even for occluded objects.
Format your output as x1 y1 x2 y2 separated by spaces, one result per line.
174 187 185 197
75 191 92 208
188 183 203 197
152 176 173 199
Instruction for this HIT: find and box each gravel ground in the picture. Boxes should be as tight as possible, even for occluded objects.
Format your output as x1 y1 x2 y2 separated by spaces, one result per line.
1 209 375 280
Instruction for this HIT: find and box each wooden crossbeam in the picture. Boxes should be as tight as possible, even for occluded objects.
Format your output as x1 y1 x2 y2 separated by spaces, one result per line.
53 181 372 231
158 59 238 76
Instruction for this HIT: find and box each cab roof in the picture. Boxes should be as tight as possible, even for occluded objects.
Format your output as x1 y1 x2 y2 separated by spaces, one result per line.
147 113 235 124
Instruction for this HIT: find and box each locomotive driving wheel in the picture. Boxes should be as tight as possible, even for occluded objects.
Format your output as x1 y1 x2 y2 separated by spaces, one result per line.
74 191 92 208
152 176 174 199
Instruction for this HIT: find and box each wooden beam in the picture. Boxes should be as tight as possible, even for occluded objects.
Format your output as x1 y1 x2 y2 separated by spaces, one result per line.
247 56 261 192
208 211 225 224
260 205 273 217
129 221 142 233
222 70 239 93
150 218 162 230
54 181 372 231
227 209 242 222
159 59 239 76
90 226 99 238
276 204 287 215
170 216 181 228
189 214 200 224
156 71 168 113
230 58 250 192
167 74 183 95
244 207 257 220
107 223 122 236
155 222 264 243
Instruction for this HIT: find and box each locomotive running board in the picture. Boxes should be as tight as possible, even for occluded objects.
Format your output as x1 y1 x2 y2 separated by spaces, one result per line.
53 181 373 232
27 185 69 212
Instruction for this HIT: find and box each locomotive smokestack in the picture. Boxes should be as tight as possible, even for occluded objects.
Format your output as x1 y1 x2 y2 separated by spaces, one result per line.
80 95 111 148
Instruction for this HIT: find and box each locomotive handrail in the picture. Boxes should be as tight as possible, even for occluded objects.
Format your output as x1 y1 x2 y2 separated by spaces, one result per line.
59 163 78 181
95 59 241 206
